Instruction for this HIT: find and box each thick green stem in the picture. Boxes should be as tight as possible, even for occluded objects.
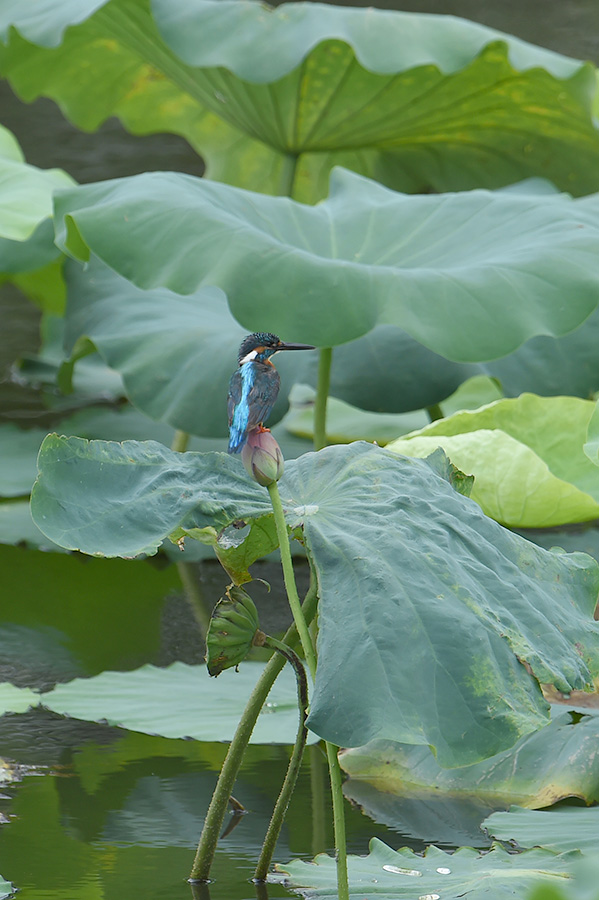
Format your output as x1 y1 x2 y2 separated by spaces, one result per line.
176 559 211 636
267 485 348 900
254 636 308 881
171 428 191 452
189 582 318 882
426 403 444 422
279 152 299 198
325 741 349 900
313 347 333 451
267 481 317 676
310 744 327 856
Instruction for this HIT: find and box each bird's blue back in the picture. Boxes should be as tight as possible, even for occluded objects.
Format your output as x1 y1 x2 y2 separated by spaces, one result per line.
227 360 280 453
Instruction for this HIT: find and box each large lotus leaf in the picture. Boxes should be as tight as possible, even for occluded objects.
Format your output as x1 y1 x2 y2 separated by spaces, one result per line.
3 2 599 201
62 257 316 436
0 123 73 242
41 660 313 744
271 839 581 899
31 437 599 767
54 169 599 357
340 709 599 808
484 805 599 855
389 394 599 528
583 401 599 468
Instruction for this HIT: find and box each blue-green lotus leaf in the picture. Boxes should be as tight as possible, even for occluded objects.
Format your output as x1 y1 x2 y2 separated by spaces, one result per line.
54 169 599 357
31 437 599 766
2 1 599 199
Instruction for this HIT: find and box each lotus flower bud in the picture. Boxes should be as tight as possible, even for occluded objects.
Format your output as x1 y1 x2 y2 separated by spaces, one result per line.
205 585 260 677
242 429 284 486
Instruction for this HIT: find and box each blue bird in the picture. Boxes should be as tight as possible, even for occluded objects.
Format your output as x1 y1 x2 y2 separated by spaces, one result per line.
227 332 315 454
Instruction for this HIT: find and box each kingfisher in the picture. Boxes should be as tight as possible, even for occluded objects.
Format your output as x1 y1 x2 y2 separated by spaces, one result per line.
227 332 315 453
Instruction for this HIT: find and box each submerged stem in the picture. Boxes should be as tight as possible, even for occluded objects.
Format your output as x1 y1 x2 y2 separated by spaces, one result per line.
254 637 308 881
313 347 332 451
189 581 318 883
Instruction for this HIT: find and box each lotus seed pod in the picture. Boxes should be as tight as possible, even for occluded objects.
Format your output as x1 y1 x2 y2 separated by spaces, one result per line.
205 585 260 677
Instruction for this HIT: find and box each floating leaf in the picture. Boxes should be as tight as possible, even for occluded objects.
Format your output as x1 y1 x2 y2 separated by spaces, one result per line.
42 661 314 744
54 169 599 357
2 2 599 199
31 437 599 766
271 838 580 899
0 682 39 716
484 805 599 855
389 394 599 527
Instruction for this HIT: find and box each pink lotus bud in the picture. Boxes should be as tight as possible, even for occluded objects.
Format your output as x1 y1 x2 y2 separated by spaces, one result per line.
242 429 284 486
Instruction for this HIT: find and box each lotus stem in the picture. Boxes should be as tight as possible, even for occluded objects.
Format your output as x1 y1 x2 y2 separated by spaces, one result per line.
171 428 191 452
313 347 332 451
426 403 444 422
325 740 349 900
254 636 308 881
267 481 317 676
266 486 349 900
188 579 318 882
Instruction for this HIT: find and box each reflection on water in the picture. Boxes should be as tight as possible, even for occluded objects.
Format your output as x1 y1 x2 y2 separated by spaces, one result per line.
0 714 404 900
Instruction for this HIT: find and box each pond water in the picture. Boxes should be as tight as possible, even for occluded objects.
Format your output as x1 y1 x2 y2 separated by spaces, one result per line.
2 0 599 897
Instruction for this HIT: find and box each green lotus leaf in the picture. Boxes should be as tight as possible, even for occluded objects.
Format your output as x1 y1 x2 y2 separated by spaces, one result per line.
389 394 599 527
54 170 599 356
340 709 599 808
62 257 314 436
0 123 73 242
484 805 599 855
41 660 313 744
283 386 429 445
0 682 39 715
270 839 581 899
2 1 599 200
583 400 599 467
31 436 599 766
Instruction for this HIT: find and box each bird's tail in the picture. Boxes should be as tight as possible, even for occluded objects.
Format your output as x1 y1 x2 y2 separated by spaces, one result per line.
227 433 244 454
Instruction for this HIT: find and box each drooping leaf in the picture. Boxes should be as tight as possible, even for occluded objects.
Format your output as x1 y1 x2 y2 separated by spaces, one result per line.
483 805 599 855
54 169 599 357
270 838 581 899
31 437 599 766
41 661 314 744
340 709 599 808
2 1 599 200
389 394 599 527
0 500 68 552
62 257 312 436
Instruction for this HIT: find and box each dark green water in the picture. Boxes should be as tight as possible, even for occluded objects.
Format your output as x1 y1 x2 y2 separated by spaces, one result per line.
1 0 598 897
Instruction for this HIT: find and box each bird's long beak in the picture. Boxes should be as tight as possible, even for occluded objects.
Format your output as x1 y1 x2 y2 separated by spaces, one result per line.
277 341 316 352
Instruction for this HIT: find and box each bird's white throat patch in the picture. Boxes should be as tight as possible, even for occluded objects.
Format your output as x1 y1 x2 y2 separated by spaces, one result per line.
240 349 258 364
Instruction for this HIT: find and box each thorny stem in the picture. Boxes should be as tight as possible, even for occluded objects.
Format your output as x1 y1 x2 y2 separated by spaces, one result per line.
188 580 318 883
254 636 308 881
313 347 333 451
